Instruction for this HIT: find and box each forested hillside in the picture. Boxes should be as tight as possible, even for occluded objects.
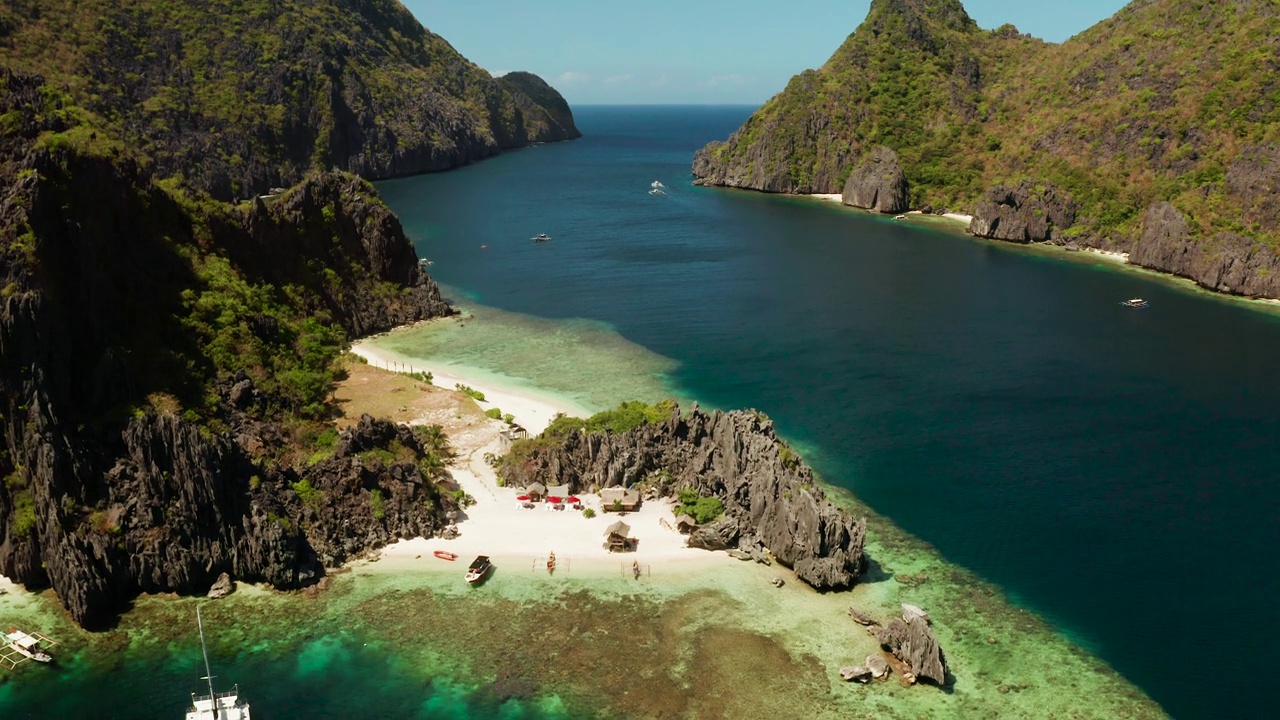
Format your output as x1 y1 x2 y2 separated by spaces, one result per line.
694 0 1280 297
0 0 580 199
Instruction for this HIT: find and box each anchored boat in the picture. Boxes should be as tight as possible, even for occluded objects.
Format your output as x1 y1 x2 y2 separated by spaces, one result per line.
466 555 492 584
1121 298 1149 308
185 607 251 720
1 627 55 668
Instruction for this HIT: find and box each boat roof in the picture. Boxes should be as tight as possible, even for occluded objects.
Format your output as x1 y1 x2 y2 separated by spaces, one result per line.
468 555 490 569
6 631 39 649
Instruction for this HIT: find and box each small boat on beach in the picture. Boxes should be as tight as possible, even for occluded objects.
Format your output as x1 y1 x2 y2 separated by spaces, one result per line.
185 607 251 720
466 555 492 584
1121 298 1149 308
433 550 458 561
1 627 55 667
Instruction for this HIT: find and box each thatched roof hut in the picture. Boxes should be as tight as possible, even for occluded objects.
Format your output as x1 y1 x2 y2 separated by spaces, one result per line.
600 486 641 511
674 514 698 533
527 482 547 500
604 520 632 551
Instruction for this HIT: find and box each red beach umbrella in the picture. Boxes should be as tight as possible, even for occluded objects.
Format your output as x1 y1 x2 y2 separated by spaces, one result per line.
517 495 530 501
547 496 562 504
566 496 581 504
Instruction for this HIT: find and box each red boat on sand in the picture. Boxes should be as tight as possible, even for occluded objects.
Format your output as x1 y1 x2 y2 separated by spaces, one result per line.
434 550 458 561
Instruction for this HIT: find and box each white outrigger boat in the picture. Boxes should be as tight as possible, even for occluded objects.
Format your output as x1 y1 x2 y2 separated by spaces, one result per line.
185 607 251 720
1 627 56 668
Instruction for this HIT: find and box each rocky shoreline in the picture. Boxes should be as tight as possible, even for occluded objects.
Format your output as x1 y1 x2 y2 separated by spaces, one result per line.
497 404 868 591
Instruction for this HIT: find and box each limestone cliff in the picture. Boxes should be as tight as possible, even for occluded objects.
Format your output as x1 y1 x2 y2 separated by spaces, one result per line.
968 181 1077 244
498 405 868 590
842 147 910 214
0 73 459 627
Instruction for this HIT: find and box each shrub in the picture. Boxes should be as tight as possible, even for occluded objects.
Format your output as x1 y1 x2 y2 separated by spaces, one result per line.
369 489 385 520
485 407 503 420
455 384 486 402
582 507 596 519
292 479 323 508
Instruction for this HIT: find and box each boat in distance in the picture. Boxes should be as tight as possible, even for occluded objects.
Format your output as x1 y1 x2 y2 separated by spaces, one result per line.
466 555 492 584
1121 298 1149 308
532 233 551 242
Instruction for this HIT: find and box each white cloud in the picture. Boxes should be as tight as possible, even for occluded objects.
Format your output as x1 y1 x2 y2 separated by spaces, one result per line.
705 74 748 87
603 74 634 85
556 71 593 85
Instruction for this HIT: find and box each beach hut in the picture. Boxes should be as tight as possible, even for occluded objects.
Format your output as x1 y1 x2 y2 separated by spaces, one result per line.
674 514 699 534
527 482 547 502
604 520 633 552
599 487 641 512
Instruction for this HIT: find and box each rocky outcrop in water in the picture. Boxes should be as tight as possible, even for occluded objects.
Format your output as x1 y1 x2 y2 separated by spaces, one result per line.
842 147 910 214
1129 201 1280 298
498 405 868 590
876 611 948 685
968 181 1077 244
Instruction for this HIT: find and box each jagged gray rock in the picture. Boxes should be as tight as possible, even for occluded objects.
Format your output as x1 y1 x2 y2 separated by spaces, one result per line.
866 653 889 679
842 147 910 213
499 404 867 590
207 572 235 599
1130 201 1280 297
876 616 948 686
968 181 1077 243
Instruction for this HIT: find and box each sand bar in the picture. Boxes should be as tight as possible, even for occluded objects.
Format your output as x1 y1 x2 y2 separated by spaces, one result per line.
351 333 592 435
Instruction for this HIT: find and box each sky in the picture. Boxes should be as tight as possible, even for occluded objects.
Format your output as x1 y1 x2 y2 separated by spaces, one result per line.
403 1 1132 105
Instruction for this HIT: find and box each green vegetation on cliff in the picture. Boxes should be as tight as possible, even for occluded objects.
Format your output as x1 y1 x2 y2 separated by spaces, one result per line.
693 0 1280 293
0 0 580 199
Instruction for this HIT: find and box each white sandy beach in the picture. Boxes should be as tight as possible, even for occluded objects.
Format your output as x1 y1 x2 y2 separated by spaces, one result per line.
350 335 734 580
807 193 843 203
1082 247 1130 263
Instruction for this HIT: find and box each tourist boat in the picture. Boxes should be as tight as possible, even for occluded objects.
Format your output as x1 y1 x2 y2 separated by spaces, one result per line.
465 555 492 584
894 214 906 220
1121 298 1149 308
532 233 551 242
185 607 251 720
433 550 458 561
2 627 54 664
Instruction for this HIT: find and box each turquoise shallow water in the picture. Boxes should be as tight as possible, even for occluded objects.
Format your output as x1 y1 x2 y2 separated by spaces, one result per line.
371 105 1280 718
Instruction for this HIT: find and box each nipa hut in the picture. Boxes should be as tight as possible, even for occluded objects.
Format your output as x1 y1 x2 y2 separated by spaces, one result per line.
673 514 698 534
599 487 641 512
526 482 547 502
604 520 632 552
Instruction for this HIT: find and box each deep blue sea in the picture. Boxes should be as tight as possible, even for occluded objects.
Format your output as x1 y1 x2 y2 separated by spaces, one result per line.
373 105 1280 719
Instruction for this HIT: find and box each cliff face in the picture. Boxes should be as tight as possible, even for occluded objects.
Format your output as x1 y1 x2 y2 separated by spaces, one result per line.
499 406 868 590
692 0 1280 298
0 0 580 199
0 74 459 627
